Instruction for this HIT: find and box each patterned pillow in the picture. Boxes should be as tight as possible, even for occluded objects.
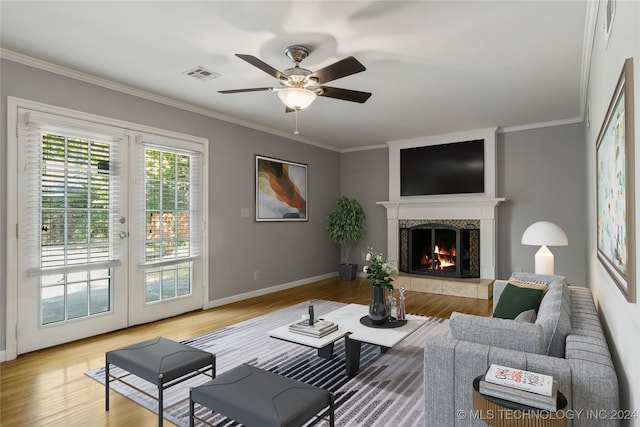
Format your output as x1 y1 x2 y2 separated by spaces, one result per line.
509 273 567 286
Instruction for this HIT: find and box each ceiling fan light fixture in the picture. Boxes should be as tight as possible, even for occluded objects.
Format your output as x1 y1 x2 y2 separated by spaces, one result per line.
278 88 317 110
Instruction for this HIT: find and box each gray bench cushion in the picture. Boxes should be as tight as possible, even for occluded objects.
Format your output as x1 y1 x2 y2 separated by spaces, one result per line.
191 364 332 427
106 336 214 384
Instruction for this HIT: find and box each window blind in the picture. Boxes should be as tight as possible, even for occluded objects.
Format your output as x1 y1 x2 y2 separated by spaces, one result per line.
135 133 203 269
21 109 125 276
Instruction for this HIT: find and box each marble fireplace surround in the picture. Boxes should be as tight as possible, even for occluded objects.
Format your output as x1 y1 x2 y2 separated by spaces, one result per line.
378 128 505 299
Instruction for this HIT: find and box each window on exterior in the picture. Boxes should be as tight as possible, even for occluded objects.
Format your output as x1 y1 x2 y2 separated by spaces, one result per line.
142 145 201 303
25 123 122 325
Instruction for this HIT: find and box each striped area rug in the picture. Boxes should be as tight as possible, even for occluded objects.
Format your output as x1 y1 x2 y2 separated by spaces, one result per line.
86 299 449 426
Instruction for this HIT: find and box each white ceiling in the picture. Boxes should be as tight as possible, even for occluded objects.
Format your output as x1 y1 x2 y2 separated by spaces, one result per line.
0 1 591 151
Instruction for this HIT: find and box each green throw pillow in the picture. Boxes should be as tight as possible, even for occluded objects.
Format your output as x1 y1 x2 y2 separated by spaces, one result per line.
493 283 544 319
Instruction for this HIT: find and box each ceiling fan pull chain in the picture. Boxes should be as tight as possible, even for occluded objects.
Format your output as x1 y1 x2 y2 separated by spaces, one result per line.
294 109 300 135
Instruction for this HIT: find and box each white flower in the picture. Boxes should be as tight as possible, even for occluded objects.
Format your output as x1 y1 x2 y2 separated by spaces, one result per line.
365 252 372 261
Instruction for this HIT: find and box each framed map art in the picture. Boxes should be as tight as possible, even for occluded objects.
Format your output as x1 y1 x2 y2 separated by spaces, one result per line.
596 57 636 302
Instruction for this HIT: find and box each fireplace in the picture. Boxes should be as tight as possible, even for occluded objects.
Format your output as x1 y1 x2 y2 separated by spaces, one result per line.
399 220 480 278
379 127 505 281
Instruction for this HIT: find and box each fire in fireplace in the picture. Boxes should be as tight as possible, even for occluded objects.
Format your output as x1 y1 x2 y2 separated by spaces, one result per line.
400 222 480 278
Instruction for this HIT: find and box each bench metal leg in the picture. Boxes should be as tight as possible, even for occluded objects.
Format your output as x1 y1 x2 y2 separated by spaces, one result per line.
329 392 335 427
189 388 195 427
105 362 110 411
157 375 164 427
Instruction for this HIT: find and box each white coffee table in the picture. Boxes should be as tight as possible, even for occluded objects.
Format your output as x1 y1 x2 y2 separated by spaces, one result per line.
268 303 426 376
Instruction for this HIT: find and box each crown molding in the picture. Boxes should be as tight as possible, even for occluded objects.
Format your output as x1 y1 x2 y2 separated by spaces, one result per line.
0 48 341 153
580 0 599 120
1 45 590 154
498 117 583 134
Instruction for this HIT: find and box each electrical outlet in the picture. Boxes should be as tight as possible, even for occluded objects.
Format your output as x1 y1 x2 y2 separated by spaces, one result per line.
253 270 260 280
241 208 250 218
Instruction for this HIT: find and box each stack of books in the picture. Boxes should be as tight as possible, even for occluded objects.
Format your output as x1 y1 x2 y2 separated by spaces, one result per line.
288 319 338 338
479 364 558 411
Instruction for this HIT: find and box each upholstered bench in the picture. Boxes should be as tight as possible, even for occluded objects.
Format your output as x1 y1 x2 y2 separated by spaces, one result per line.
189 364 334 427
106 336 215 427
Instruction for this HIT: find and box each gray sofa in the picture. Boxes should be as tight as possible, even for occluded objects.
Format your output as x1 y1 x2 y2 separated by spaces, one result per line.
424 273 619 426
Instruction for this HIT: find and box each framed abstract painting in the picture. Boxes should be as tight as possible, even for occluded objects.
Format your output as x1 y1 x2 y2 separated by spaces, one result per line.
256 155 308 221
596 57 636 302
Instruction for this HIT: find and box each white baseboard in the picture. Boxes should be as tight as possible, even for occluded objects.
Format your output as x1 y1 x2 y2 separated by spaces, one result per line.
204 272 337 309
0 350 6 362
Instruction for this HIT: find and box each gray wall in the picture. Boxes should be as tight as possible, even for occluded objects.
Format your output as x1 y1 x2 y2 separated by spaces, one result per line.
339 124 588 285
497 123 587 284
585 0 640 419
0 58 341 351
340 148 390 266
0 58 590 355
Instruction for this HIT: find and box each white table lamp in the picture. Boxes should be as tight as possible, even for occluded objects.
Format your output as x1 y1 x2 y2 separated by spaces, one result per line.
521 221 568 275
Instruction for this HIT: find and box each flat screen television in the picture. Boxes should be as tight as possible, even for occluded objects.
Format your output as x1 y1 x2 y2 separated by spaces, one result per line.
400 139 484 196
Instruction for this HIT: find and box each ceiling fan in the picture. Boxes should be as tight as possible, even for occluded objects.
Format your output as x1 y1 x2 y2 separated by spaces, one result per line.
219 45 372 112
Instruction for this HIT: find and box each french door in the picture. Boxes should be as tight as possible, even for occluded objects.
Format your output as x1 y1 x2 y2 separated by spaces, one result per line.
11 102 206 355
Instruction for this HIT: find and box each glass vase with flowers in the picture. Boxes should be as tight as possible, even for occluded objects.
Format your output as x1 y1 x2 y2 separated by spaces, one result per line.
363 248 397 324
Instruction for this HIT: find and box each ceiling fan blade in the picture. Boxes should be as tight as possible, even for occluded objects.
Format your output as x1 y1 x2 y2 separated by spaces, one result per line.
309 56 366 84
218 87 273 94
318 86 372 103
236 54 284 80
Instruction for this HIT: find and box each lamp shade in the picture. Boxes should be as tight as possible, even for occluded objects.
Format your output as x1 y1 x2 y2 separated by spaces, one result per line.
521 221 568 246
277 88 317 110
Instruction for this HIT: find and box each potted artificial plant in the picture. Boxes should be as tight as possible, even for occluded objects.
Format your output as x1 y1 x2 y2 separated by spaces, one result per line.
326 196 366 281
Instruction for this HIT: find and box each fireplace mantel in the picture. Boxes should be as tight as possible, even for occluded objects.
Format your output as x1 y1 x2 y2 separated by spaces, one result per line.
377 196 505 279
378 196 505 211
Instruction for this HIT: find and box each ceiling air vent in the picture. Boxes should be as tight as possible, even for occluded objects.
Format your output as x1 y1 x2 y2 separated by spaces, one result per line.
183 66 220 82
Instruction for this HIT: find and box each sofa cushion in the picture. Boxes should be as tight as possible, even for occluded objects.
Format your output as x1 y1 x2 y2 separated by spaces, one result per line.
449 312 546 354
535 282 571 357
493 283 544 319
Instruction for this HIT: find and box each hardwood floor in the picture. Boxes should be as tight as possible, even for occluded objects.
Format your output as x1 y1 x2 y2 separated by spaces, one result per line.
0 277 492 426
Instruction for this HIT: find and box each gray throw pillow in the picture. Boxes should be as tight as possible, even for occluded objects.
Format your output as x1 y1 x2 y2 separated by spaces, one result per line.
514 308 537 323
535 283 571 357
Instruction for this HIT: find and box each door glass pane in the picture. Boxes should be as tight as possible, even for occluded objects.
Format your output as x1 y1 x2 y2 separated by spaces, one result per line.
144 263 192 303
145 270 161 303
177 266 191 297
67 282 88 320
39 133 114 325
90 277 111 315
162 269 177 299
42 284 65 325
144 147 193 302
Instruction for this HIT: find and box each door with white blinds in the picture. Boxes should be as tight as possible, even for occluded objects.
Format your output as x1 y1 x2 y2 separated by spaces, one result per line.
127 134 204 325
16 110 129 354
13 106 206 354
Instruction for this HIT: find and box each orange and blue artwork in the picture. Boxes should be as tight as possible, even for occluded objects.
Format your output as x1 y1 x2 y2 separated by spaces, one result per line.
256 155 307 221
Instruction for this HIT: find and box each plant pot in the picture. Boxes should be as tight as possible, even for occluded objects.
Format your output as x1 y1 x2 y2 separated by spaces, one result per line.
368 286 389 325
338 263 358 281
